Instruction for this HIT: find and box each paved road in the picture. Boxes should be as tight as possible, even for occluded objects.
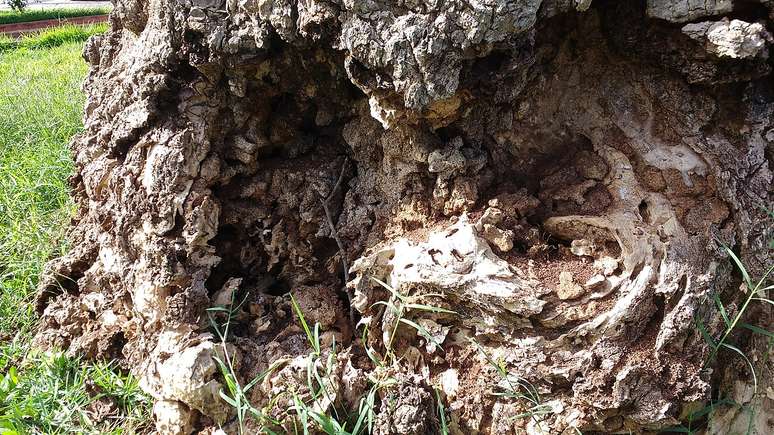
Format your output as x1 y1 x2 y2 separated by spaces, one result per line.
0 0 112 11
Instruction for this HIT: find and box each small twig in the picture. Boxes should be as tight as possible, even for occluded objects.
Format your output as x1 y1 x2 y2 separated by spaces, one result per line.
321 202 349 284
319 157 355 323
321 157 350 282
327 157 349 204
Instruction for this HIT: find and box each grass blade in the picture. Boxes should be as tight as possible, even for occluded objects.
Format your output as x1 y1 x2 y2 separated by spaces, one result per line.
720 343 757 393
695 318 716 349
368 277 406 302
752 297 774 307
685 400 724 423
713 293 730 327
244 360 283 393
291 294 320 355
740 323 774 340
403 303 457 314
435 387 449 435
722 246 752 290
660 426 691 433
399 318 445 352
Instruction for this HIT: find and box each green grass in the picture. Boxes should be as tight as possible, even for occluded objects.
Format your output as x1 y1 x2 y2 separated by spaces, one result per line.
1 22 108 52
468 337 555 430
0 351 151 434
0 30 91 335
0 7 110 25
0 25 151 434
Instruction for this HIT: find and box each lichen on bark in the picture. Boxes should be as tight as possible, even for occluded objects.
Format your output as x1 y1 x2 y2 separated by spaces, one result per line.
34 0 773 434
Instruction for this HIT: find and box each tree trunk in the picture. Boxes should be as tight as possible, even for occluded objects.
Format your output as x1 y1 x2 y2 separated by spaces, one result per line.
34 0 773 433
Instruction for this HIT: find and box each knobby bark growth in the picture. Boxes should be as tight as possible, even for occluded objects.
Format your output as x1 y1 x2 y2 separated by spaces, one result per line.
34 0 773 433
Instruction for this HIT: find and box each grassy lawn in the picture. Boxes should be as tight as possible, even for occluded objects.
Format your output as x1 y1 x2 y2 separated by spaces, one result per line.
1 22 107 51
0 29 87 335
0 25 151 434
0 7 110 25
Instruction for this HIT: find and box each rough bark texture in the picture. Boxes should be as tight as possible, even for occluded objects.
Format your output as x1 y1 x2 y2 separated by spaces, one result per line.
34 0 773 434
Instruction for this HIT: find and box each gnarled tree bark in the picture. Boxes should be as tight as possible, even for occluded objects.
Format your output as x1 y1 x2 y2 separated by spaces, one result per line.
35 0 773 434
